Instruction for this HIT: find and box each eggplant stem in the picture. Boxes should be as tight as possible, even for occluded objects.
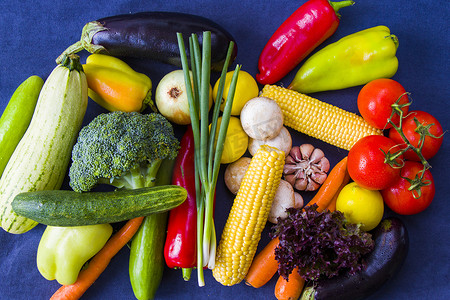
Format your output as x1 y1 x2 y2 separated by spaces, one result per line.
56 21 108 64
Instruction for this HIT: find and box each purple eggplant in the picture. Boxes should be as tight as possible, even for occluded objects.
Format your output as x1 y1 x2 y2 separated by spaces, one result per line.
300 217 409 300
56 12 237 71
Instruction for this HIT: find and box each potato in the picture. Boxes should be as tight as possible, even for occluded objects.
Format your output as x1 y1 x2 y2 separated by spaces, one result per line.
224 157 251 195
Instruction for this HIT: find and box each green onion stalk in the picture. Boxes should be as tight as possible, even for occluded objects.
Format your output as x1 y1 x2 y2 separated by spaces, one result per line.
177 31 241 287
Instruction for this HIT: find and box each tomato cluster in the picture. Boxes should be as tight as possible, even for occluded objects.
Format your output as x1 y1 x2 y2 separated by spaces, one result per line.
348 79 443 215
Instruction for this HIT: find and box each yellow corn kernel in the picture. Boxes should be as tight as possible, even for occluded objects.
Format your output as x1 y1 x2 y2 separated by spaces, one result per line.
212 145 285 286
260 85 383 151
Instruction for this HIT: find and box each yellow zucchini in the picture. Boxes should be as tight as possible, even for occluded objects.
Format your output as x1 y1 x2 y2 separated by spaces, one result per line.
0 54 88 234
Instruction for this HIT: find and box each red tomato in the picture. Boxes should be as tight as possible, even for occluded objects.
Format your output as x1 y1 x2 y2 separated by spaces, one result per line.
357 79 409 129
347 135 403 190
388 110 444 161
381 161 435 215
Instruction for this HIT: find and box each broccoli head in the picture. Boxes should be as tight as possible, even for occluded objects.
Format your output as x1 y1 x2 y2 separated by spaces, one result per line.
69 111 179 192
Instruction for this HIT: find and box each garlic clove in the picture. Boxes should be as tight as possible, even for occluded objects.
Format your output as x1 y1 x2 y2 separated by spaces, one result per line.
284 174 297 187
318 157 330 173
309 148 325 163
289 146 302 162
311 171 328 185
306 179 321 191
299 143 314 160
294 178 308 190
283 164 298 174
285 155 297 165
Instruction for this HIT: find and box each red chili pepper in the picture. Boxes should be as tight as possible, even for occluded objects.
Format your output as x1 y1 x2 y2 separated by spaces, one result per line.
255 0 354 85
164 126 197 271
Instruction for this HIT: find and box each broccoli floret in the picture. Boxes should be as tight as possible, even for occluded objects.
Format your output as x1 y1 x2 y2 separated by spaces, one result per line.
69 111 179 192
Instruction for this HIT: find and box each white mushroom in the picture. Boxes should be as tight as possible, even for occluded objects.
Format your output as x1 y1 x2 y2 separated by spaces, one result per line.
294 192 304 209
240 97 284 140
224 157 252 195
268 179 302 224
248 126 292 157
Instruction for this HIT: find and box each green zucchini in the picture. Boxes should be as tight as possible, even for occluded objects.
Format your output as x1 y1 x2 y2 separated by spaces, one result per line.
130 158 176 300
130 212 168 300
12 185 187 226
0 54 88 234
0 75 43 177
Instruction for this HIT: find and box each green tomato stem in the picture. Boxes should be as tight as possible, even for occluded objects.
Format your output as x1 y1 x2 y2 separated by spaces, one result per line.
386 93 435 198
388 97 431 169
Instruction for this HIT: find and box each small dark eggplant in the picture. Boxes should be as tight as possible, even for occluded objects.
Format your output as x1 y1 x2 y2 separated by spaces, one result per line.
300 217 409 300
56 12 237 71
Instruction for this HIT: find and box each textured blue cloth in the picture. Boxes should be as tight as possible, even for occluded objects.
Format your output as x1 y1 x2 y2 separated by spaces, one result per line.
0 0 449 299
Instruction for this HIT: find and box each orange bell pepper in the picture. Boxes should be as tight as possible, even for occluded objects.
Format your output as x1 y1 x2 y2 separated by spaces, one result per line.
83 54 153 112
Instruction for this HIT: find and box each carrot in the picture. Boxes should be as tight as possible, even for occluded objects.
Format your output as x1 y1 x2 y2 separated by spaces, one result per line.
244 156 349 289
50 217 145 300
325 168 350 213
245 237 280 288
307 156 348 212
274 267 305 300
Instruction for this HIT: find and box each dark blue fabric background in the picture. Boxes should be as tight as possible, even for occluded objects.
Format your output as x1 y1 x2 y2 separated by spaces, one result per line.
0 0 449 299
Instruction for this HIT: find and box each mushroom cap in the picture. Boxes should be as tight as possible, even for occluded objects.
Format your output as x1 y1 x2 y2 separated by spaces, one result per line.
248 126 292 156
268 179 296 224
240 97 284 140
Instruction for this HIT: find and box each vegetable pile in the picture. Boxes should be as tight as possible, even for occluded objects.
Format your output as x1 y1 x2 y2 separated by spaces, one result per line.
0 1 446 300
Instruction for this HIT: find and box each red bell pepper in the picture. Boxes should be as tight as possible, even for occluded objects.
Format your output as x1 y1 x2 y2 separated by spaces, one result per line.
164 126 197 278
255 0 354 85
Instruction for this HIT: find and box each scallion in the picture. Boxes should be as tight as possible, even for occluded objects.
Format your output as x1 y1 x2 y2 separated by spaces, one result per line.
177 31 241 286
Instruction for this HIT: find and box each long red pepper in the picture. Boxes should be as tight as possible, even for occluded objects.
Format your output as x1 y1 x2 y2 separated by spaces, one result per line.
255 0 354 85
164 126 197 276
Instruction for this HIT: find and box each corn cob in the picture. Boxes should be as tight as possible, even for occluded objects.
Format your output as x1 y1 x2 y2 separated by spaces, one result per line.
213 145 284 286
260 85 383 151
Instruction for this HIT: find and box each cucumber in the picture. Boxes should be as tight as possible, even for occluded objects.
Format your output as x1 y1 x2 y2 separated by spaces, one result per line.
0 54 88 234
12 185 187 226
0 75 43 177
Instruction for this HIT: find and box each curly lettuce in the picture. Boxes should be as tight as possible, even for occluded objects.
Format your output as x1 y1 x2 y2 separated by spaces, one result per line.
270 204 374 281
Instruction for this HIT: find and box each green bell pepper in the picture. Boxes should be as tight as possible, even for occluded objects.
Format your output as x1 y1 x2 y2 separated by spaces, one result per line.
36 224 113 285
288 25 399 93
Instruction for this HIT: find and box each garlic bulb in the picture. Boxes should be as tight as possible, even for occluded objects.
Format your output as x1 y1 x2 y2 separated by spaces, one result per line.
283 144 330 191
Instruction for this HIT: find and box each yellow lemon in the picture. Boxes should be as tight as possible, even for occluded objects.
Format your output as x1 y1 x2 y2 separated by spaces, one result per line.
336 182 384 231
210 116 248 164
213 70 259 116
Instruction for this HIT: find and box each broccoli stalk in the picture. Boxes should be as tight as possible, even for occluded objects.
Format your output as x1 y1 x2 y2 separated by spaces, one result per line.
96 160 163 190
69 111 179 192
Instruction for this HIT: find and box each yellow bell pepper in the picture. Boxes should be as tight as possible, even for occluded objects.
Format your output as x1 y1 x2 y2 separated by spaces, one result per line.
36 224 113 285
83 54 154 112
